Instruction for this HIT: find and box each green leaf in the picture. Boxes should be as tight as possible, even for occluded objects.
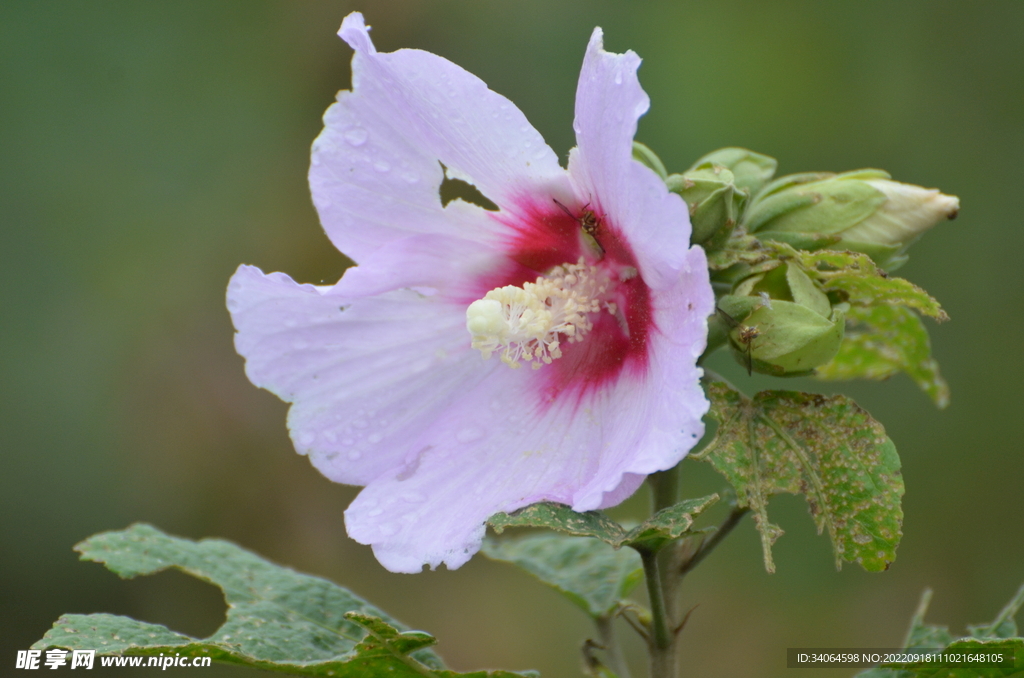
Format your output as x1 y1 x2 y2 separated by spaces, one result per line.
706 233 776 272
623 495 719 551
815 304 950 408
487 495 718 551
488 503 628 543
970 582 1024 640
33 524 533 678
903 591 955 651
856 587 1024 678
482 534 643 618
777 244 947 321
696 380 904 573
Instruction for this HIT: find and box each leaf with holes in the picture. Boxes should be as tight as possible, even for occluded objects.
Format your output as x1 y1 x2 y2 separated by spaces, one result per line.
33 524 533 677
770 243 947 320
623 494 719 551
483 534 643 618
487 495 717 552
816 304 949 408
695 380 903 573
706 233 776 272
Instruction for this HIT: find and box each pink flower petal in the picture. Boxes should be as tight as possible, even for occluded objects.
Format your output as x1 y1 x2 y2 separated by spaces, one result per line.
344 358 691 572
311 13 570 262
568 28 693 290
228 264 496 486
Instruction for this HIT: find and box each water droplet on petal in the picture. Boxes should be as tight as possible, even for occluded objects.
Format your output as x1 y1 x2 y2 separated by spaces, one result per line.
614 71 623 85
353 419 369 429
347 450 361 460
374 160 391 172
379 523 397 536
298 432 315 445
368 433 383 444
344 127 368 146
367 508 384 517
401 491 425 503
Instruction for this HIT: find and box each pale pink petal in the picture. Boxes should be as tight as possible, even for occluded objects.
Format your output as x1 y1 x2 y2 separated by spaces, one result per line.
568 28 694 290
344 364 649 572
228 264 499 486
336 233 498 301
310 13 570 262
345 259 713 570
573 247 714 509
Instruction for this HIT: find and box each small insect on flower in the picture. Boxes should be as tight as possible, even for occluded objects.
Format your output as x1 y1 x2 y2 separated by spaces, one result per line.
554 198 605 257
717 306 759 376
227 12 714 573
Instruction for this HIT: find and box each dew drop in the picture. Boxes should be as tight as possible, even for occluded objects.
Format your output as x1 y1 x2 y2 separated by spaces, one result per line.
614 71 623 85
456 428 483 443
352 419 369 429
298 432 316 445
367 433 383 444
374 160 391 173
342 438 354 446
379 523 397 536
401 491 425 503
367 508 384 517
323 431 337 443
292 340 308 350
344 127 368 146
401 171 419 184
347 450 361 460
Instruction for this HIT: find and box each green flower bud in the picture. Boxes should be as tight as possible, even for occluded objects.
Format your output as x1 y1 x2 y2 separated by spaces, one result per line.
666 164 746 247
632 141 668 180
718 262 846 376
743 169 959 270
688 147 778 196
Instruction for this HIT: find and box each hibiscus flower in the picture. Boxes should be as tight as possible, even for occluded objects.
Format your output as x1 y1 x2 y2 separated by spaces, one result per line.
227 12 714 573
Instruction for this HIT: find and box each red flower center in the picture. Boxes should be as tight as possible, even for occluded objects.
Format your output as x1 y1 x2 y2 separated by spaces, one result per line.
472 195 655 406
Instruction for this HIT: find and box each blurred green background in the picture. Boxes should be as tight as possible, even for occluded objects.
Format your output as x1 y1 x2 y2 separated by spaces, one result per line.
2 1 1022 676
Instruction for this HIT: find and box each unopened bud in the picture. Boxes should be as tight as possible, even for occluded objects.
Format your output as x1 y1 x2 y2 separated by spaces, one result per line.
688 147 778 196
743 169 959 270
666 164 746 247
718 262 846 376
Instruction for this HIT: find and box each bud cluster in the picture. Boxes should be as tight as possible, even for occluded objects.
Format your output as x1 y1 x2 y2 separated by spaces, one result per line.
636 143 959 376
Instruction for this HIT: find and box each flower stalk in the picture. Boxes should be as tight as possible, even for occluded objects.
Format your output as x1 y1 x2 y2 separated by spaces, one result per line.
641 468 683 678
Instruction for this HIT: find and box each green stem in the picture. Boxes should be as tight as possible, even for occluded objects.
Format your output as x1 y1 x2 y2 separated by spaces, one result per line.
643 469 682 678
639 547 674 678
596 614 631 678
678 507 750 579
